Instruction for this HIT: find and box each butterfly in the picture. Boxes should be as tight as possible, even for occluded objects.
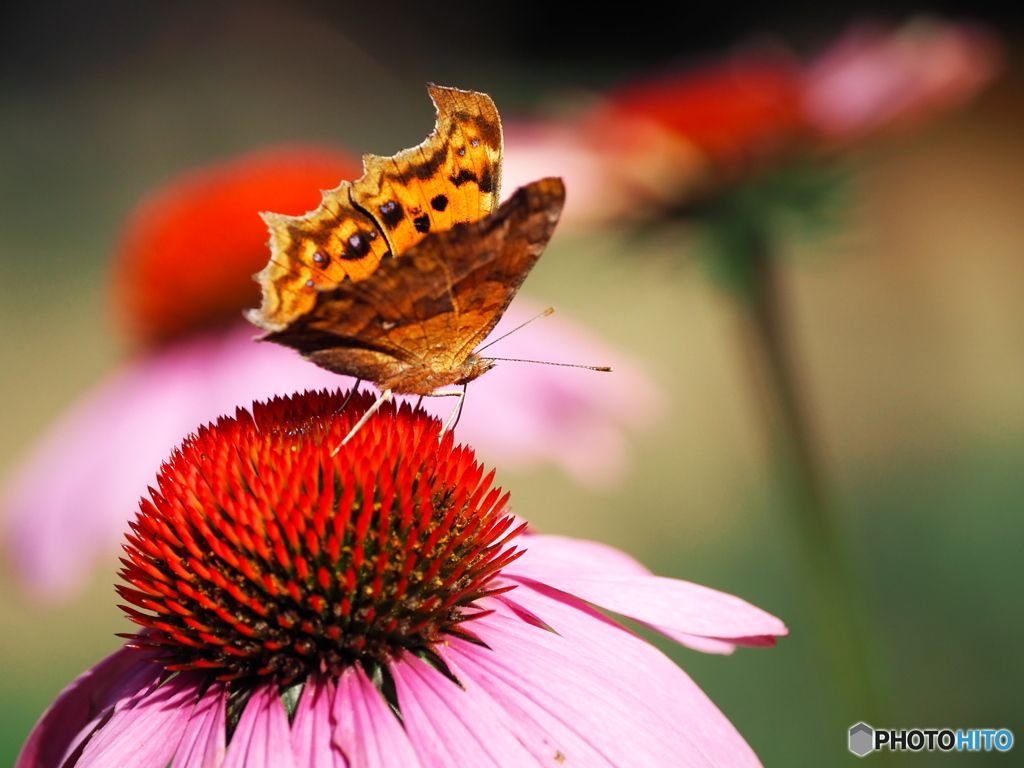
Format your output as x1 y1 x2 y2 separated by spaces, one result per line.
246 85 567 415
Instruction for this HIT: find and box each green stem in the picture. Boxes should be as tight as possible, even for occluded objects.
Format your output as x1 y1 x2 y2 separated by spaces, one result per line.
739 233 893 756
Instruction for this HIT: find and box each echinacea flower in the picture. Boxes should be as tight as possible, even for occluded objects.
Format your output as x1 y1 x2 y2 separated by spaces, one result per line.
574 17 999 219
588 54 806 182
2 146 664 601
17 391 785 768
802 18 1001 144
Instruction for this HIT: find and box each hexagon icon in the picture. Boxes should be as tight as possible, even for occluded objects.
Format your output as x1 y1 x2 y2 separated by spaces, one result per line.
849 723 874 756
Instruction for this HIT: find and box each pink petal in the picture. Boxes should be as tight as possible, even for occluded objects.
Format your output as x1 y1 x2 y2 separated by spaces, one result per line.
508 571 785 653
171 681 227 768
389 655 542 767
223 682 297 768
457 591 764 766
333 665 424 768
504 535 787 652
434 646 619 767
76 670 203 768
506 533 654 578
661 634 747 654
292 676 346 768
16 648 159 768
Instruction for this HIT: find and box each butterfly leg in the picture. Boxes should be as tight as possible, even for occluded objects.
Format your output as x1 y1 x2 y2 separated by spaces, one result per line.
339 378 363 412
425 384 468 434
333 388 392 454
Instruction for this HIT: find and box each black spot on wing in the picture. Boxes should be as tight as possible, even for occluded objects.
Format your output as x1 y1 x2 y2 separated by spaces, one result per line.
378 201 405 229
413 215 431 234
450 169 477 187
341 232 372 261
479 166 495 195
431 194 449 212
405 143 447 181
467 113 501 150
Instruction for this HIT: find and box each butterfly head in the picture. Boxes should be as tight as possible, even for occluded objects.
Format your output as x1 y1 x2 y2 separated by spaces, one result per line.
457 354 497 385
369 355 496 395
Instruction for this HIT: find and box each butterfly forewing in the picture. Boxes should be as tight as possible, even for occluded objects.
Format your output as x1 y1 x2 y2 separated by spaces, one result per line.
248 85 503 334
350 85 502 256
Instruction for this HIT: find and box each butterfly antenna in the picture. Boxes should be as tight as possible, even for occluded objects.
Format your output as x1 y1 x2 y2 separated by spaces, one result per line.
332 389 392 455
483 357 613 373
476 307 556 353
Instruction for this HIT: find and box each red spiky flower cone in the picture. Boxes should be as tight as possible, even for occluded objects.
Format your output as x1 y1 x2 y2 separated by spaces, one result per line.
117 389 522 683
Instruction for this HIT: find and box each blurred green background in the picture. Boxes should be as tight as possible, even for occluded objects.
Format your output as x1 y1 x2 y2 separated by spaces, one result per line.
1 1 1022 765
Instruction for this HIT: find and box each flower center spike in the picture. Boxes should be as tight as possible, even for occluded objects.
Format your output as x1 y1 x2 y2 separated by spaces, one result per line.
118 391 523 683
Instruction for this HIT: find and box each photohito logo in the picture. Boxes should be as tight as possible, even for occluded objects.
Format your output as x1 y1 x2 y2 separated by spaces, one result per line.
848 723 1014 756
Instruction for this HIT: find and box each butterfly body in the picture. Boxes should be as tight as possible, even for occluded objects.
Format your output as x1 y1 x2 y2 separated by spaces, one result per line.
247 85 565 397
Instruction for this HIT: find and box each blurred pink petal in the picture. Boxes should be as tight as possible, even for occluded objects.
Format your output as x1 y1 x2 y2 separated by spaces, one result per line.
803 18 1002 141
4 298 663 601
503 121 640 228
437 297 666 486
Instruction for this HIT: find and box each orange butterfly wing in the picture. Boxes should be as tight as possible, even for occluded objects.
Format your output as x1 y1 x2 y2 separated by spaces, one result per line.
248 85 503 332
351 85 502 255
